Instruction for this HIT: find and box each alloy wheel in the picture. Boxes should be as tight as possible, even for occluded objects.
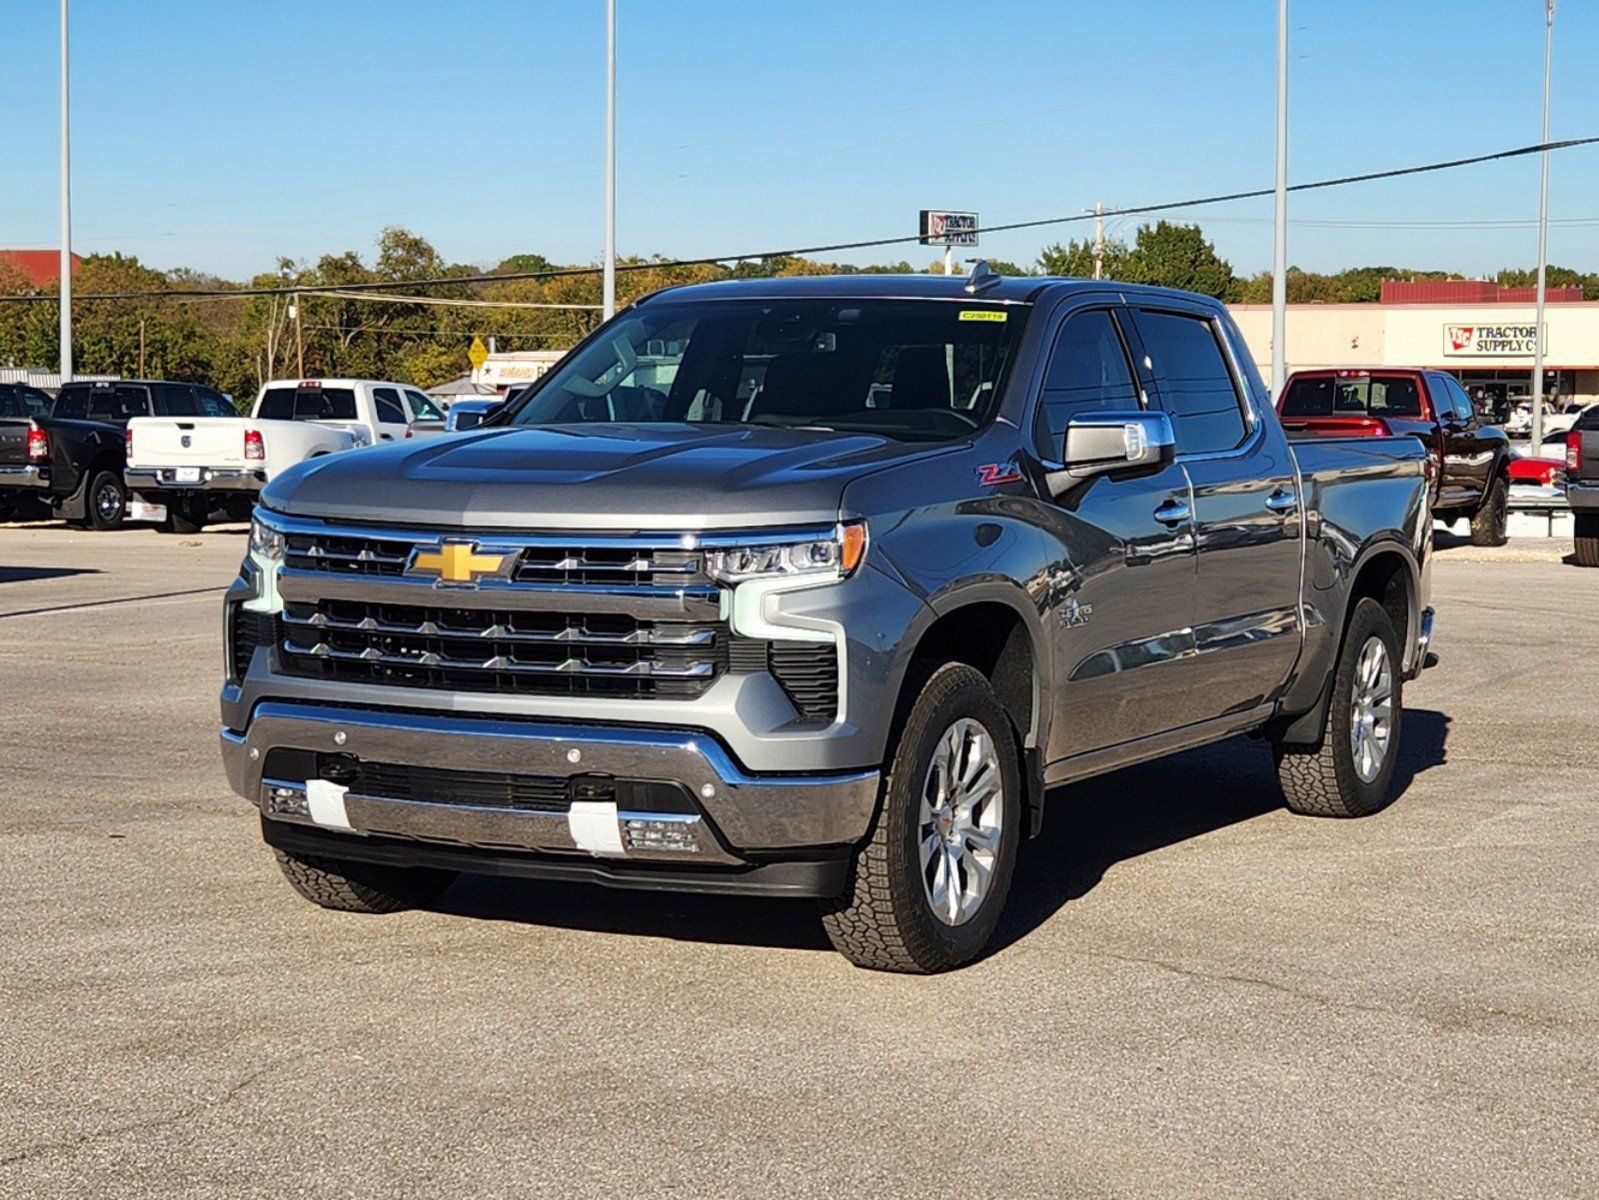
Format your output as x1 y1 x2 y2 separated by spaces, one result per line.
917 717 1004 926
1349 635 1394 784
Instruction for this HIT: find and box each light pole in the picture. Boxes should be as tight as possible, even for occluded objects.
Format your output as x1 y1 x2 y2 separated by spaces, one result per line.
602 0 617 321
59 0 73 383
1529 0 1555 452
1270 0 1289 400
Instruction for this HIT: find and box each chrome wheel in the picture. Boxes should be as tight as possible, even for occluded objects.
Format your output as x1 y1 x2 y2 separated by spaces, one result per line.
96 480 123 522
1349 635 1394 784
917 717 1004 926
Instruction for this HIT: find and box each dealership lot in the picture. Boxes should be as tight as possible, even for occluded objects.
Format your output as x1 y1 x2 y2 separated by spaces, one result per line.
0 524 1593 1198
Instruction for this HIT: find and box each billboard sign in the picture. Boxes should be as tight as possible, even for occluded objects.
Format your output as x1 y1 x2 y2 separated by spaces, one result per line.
919 210 979 247
1442 323 1546 357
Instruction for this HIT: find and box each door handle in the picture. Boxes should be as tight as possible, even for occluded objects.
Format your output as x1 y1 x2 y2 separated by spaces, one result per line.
1265 489 1298 514
1153 499 1191 526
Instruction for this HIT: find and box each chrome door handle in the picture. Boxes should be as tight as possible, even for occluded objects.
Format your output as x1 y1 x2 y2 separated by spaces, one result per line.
1265 489 1298 513
1153 499 1191 526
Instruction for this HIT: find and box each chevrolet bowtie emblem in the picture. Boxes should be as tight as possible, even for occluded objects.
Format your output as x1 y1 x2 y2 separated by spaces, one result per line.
406 540 515 588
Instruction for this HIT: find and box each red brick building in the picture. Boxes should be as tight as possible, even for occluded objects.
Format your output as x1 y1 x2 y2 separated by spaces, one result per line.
0 250 82 288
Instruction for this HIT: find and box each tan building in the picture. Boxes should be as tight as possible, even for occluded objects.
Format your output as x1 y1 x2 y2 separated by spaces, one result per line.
1229 300 1599 418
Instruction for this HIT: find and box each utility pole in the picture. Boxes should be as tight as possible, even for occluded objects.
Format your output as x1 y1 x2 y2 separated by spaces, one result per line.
943 244 954 276
59 0 73 383
1092 202 1105 280
293 294 304 377
602 0 617 320
1530 0 1555 452
1270 0 1290 400
138 318 146 377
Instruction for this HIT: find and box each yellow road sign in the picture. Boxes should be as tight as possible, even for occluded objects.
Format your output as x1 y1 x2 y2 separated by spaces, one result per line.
468 336 488 370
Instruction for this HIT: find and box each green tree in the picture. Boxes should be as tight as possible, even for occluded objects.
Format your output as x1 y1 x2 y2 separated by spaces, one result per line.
1037 236 1128 279
1119 222 1234 298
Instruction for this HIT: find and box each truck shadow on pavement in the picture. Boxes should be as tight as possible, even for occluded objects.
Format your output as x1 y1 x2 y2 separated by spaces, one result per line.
0 565 99 585
434 709 1450 960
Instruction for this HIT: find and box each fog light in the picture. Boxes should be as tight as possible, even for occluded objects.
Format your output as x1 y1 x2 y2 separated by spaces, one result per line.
622 817 699 853
265 784 309 818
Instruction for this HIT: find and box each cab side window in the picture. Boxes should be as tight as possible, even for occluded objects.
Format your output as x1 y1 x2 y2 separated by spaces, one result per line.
1034 309 1141 451
372 387 408 426
1136 310 1248 455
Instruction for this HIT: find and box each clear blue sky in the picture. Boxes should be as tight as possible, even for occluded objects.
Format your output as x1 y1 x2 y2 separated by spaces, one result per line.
1 0 1595 282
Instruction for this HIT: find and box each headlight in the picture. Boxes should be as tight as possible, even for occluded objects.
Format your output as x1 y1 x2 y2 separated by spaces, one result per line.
249 513 285 562
704 522 866 584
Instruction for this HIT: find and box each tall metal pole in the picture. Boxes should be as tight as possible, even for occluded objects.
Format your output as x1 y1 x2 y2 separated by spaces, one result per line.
602 0 617 321
1270 0 1289 399
59 0 73 383
1529 0 1555 452
1093 202 1105 280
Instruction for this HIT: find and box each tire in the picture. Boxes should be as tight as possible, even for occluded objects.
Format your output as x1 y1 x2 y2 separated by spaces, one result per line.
271 847 455 914
1469 474 1509 547
1273 598 1403 818
821 663 1022 973
84 469 127 531
1574 514 1599 568
161 503 205 534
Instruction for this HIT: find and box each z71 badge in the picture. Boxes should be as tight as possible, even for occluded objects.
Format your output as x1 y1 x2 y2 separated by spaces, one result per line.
975 461 1024 487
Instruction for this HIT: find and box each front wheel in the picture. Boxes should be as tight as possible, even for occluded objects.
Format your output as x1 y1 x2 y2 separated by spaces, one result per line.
822 663 1021 973
1273 598 1403 818
272 847 455 914
1574 514 1599 568
1469 474 1509 547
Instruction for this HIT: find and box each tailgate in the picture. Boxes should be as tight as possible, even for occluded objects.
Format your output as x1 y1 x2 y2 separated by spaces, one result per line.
125 417 245 468
0 420 29 468
1277 415 1394 438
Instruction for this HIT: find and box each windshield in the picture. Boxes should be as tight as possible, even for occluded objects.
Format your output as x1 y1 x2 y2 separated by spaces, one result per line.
502 298 1026 441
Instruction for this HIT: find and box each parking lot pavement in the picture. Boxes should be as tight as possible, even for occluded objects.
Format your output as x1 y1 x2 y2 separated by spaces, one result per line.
0 523 1594 1199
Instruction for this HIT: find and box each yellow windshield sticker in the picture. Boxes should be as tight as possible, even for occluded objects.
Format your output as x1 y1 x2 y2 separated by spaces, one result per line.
959 309 1007 323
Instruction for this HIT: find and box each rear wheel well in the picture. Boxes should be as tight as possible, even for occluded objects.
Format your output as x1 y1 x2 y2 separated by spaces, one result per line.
1349 551 1412 668
900 602 1042 832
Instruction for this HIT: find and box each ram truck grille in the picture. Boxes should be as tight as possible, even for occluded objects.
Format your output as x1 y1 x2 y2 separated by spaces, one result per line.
277 600 725 699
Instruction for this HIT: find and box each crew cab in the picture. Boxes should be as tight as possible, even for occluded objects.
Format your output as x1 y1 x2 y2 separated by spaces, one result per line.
223 271 1435 973
1278 368 1510 546
125 378 446 532
13 379 235 530
1565 405 1599 566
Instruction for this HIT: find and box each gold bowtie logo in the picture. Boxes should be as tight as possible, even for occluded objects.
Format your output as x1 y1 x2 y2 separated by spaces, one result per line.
406 540 514 588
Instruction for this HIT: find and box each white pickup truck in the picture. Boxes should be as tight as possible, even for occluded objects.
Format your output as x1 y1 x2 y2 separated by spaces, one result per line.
125 378 446 531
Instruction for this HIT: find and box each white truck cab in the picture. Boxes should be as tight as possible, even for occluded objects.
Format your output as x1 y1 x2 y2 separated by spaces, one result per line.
125 378 442 532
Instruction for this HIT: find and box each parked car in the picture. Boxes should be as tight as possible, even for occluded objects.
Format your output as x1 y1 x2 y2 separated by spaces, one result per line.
223 272 1436 973
443 398 501 432
1278 368 1511 546
1507 455 1565 489
2 379 233 530
125 379 445 532
0 381 56 520
1564 405 1599 566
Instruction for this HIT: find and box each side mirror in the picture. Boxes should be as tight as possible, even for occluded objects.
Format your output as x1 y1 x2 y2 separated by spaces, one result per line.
448 409 485 432
1050 410 1175 494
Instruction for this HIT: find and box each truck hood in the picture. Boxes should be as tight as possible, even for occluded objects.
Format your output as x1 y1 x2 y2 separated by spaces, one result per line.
261 423 953 530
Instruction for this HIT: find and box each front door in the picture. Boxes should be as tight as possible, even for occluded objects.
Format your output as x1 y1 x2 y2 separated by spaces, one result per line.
1132 304 1303 720
1032 305 1200 763
1433 374 1496 507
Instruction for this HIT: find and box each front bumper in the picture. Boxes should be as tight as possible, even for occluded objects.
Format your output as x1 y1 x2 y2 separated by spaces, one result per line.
222 701 881 864
126 466 265 494
0 464 45 490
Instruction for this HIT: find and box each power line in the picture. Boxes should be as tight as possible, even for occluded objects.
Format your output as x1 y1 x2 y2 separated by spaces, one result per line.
5 135 1596 306
314 289 601 311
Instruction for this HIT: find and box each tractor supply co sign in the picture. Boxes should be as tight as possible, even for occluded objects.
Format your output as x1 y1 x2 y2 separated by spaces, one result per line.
1442 323 1546 357
920 210 979 247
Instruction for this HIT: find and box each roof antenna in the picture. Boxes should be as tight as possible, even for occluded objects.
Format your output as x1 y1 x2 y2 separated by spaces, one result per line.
964 259 1001 295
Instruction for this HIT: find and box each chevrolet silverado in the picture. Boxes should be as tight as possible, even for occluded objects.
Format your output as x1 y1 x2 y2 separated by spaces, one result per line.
222 270 1435 973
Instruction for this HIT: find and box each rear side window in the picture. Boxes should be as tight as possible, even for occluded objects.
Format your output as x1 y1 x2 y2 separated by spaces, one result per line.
1137 311 1247 454
372 387 408 425
1035 309 1141 444
197 389 237 417
257 386 358 421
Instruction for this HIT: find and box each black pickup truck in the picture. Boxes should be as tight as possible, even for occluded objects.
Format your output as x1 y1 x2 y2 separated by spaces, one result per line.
1565 405 1599 566
4 378 235 530
0 381 56 520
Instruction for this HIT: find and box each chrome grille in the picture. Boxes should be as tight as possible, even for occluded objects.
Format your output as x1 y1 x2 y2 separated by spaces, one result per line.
276 600 725 698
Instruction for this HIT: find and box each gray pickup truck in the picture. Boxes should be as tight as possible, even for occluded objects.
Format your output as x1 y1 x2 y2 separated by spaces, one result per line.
222 269 1435 973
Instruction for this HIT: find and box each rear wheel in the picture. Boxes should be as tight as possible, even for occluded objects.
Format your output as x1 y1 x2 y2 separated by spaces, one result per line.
1469 474 1509 547
1574 514 1599 568
822 663 1021 973
1273 598 1403 818
84 469 126 531
161 501 205 534
272 847 455 914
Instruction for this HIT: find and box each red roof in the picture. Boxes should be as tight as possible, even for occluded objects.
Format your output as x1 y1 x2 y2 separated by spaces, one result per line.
1381 278 1585 304
0 250 82 288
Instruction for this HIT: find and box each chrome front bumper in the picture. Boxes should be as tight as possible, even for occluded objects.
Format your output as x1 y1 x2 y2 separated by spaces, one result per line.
222 702 880 863
126 467 264 493
0 464 45 489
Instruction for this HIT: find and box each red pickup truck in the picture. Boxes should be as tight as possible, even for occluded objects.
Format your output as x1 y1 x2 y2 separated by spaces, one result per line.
1278 369 1511 546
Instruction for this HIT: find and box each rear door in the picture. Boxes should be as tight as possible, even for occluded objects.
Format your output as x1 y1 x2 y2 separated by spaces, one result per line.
1132 303 1303 721
1432 374 1496 506
1033 301 1201 760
